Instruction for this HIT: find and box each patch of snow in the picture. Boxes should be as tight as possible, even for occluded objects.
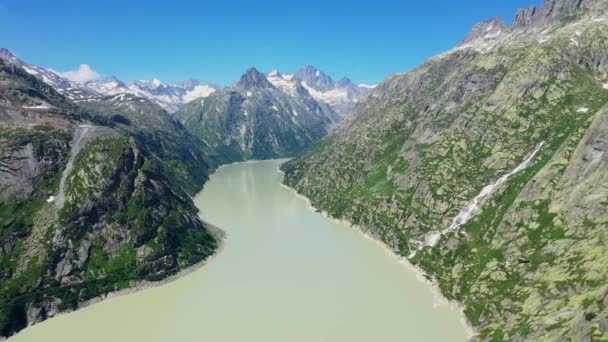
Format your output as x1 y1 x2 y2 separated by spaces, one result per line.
315 70 320 77
22 105 50 109
22 66 38 75
292 109 298 117
267 72 298 96
271 105 279 111
570 38 579 47
183 85 216 103
243 110 248 116
283 73 294 81
603 83 608 90
151 78 163 88
46 196 55 203
577 107 589 113
246 91 252 97
302 82 349 106
358 83 377 89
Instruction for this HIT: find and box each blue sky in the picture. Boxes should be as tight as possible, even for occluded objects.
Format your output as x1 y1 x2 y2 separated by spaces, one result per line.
0 0 542 85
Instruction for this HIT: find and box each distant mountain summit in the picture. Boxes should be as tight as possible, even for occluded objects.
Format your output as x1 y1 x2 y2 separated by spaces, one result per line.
235 67 276 91
267 65 373 116
174 66 341 161
295 65 336 92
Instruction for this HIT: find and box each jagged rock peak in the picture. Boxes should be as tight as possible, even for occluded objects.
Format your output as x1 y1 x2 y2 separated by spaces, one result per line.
235 67 275 91
513 5 537 27
0 48 21 64
461 16 510 45
337 77 354 88
268 69 282 77
176 79 201 90
294 65 335 91
513 0 598 28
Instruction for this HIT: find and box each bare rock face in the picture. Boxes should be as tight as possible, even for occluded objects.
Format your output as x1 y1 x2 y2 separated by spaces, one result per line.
234 67 276 91
460 17 510 46
0 143 38 203
513 0 601 28
513 5 538 28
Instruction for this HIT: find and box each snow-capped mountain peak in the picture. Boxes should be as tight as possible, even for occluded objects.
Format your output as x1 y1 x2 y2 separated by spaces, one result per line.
88 76 217 113
151 78 163 88
0 48 101 101
264 66 373 116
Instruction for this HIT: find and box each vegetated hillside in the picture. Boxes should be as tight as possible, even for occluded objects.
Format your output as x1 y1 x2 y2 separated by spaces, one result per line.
0 57 221 338
282 0 608 340
174 67 338 161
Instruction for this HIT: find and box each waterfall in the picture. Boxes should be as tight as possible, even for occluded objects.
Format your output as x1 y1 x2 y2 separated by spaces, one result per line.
409 142 545 257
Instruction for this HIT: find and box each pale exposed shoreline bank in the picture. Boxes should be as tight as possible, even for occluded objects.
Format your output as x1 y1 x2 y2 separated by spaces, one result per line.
276 166 477 340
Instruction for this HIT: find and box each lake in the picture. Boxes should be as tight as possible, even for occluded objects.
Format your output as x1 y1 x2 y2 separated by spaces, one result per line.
9 160 466 341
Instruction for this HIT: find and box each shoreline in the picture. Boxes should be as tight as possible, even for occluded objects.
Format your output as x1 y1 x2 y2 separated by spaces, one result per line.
5 221 227 342
13 158 277 340
8 158 473 341
78 224 226 309
276 166 477 340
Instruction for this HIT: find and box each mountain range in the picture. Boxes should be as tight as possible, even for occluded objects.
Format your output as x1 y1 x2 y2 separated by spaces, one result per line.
0 48 372 117
174 67 343 161
0 46 372 338
2 0 608 340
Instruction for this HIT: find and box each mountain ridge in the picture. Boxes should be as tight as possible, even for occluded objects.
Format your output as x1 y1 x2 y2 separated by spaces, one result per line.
281 1 608 339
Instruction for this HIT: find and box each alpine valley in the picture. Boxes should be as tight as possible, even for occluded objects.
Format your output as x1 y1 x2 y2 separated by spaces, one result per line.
1 0 608 340
0 48 370 339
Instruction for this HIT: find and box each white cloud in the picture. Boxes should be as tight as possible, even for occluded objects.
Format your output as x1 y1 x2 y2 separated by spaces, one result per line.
61 64 100 83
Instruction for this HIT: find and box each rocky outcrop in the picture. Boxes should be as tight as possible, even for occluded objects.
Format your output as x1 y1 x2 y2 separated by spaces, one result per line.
513 0 603 28
459 17 510 46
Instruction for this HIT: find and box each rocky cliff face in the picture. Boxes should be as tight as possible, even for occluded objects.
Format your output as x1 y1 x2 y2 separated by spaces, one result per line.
282 1 608 340
0 56 221 338
513 0 600 28
174 67 338 161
